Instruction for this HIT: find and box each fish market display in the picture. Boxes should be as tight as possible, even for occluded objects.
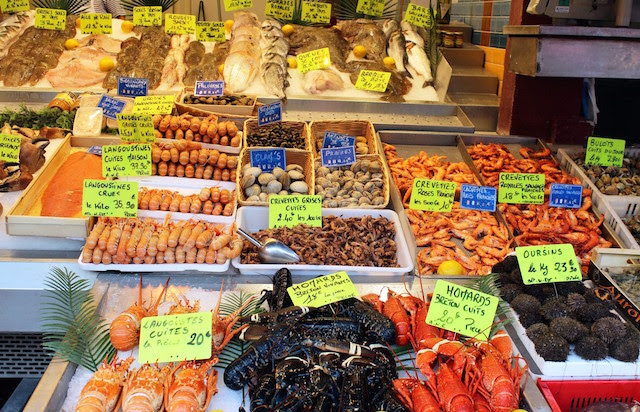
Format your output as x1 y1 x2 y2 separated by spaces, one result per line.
572 152 640 196
151 140 238 181
241 164 309 202
260 19 289 99
336 19 387 62
153 113 241 147
182 94 253 106
183 42 219 87
161 34 190 88
138 186 235 216
315 159 387 208
224 12 261 93
81 217 242 265
241 215 398 266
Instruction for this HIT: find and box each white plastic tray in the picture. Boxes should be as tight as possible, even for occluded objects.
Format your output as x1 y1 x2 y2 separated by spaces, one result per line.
156 136 242 155
232 207 414 276
129 175 237 190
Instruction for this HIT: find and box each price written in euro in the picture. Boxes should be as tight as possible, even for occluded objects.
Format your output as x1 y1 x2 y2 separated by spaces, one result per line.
132 95 174 115
138 312 212 364
297 48 331 74
224 0 253 11
404 3 433 28
266 0 295 20
269 195 322 229
117 114 155 143
355 70 391 92
165 13 196 35
196 21 225 42
409 178 456 212
35 8 66 31
0 134 20 162
498 173 544 204
287 271 359 307
102 144 152 178
80 13 112 34
82 180 138 218
301 1 331 24
425 280 499 341
585 137 625 167
0 0 30 13
355 0 385 17
516 244 581 285
133 7 162 26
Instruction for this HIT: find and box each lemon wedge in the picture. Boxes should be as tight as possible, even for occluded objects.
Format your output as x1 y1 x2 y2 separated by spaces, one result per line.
65 39 79 50
437 260 465 276
353 45 367 59
121 20 134 33
99 57 115 72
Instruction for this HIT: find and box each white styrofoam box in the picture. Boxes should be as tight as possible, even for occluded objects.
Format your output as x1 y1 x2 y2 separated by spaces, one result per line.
232 207 414 276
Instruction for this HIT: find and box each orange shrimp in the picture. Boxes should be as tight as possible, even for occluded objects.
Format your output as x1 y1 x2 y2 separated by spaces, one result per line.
185 222 206 250
116 220 134 263
86 219 106 250
127 222 144 258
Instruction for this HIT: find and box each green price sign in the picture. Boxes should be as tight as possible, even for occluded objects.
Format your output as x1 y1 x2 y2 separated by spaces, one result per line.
82 180 138 218
409 178 456 212
102 144 152 178
287 271 359 307
269 195 322 228
585 137 625 167
516 244 581 285
498 173 544 204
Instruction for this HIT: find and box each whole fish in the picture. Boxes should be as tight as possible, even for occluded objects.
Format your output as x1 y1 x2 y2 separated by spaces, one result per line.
401 21 425 48
406 42 433 87
224 11 261 93
381 19 399 41
336 19 386 62
260 18 288 99
387 30 409 75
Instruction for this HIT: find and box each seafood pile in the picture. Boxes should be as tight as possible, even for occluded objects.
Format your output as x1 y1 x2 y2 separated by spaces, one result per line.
246 121 306 149
183 94 254 106
496 256 640 362
153 113 241 147
314 134 371 155
611 269 640 307
241 163 309 202
161 34 190 88
81 217 242 265
224 12 261 93
572 153 640 196
260 19 289 99
241 215 398 266
151 140 238 181
468 143 612 272
183 41 219 86
624 215 640 244
138 186 235 216
315 158 387 208
0 123 50 192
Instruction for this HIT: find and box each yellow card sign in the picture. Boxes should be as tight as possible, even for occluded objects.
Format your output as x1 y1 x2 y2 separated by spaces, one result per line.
585 137 625 167
297 47 331 74
409 178 456 212
288 272 358 307
102 144 152 178
498 173 545 204
404 3 433 28
34 8 66 31
266 0 295 20
165 13 195 35
224 0 252 11
117 114 156 143
269 195 322 228
356 0 384 17
0 134 20 162
132 95 174 115
425 280 499 341
0 0 30 13
133 6 162 26
355 70 391 92
196 21 225 42
517 244 581 285
138 312 212 365
301 1 331 24
82 180 138 218
80 13 112 34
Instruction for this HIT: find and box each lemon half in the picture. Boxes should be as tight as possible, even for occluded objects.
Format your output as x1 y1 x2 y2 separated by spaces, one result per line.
353 45 367 59
99 57 115 72
437 260 465 275
383 56 396 68
65 39 79 50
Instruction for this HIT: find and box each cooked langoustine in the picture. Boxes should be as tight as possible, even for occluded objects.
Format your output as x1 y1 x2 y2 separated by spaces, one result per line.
75 356 134 412
121 363 171 412
164 360 218 412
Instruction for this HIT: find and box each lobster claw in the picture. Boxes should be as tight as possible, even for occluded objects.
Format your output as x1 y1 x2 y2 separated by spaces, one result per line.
0 163 32 192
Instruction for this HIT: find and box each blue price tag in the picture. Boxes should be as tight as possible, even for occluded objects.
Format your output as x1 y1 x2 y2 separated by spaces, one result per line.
87 146 102 156
460 184 497 212
250 148 286 172
321 146 356 168
322 131 356 149
258 101 282 126
549 183 583 209
97 95 126 120
194 80 225 96
118 77 149 97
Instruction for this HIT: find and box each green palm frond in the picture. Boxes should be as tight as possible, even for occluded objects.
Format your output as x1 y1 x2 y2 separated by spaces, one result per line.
469 273 513 338
271 0 312 26
119 0 179 15
335 0 397 20
32 0 89 15
424 3 441 78
41 267 115 372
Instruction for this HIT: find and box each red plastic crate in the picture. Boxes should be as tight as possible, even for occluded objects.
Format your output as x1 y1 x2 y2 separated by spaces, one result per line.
537 379 640 412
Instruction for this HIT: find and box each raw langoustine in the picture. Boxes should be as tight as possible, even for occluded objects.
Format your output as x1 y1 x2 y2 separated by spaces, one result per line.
75 356 134 412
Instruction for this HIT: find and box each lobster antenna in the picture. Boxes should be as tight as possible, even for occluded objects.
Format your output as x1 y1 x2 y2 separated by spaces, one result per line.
137 275 143 305
384 341 417 380
417 272 427 303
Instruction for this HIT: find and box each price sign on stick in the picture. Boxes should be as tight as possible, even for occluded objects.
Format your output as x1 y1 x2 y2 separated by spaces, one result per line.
102 144 151 178
585 137 625 167
35 8 66 30
164 13 196 34
196 21 225 42
117 114 155 143
516 244 581 285
265 0 295 20
498 173 544 204
409 178 456 212
0 134 21 162
269 195 322 228
287 271 358 307
356 0 384 17
297 48 331 74
301 1 331 23
133 6 162 26
224 0 252 11
139 312 212 364
80 13 112 34
355 70 391 92
82 180 138 218
0 0 30 13
425 280 499 341
404 3 433 28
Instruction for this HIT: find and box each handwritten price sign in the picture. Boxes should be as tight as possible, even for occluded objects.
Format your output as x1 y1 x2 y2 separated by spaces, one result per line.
35 8 66 30
196 21 225 42
585 137 625 167
266 0 295 20
409 178 456 212
133 6 162 26
117 114 156 143
356 0 385 17
404 3 433 28
224 0 252 11
355 70 391 92
132 95 174 115
269 195 322 228
516 244 581 285
288 271 358 307
0 134 21 162
301 1 331 23
80 13 112 34
0 0 30 13
102 144 151 178
165 13 195 34
297 47 331 74
82 180 138 218
498 173 544 204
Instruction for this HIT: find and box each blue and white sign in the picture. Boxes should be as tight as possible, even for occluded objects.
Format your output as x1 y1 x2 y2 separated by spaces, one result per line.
321 146 356 167
97 95 126 120
460 184 497 212
250 148 286 172
87 146 102 156
322 131 356 149
194 80 224 97
258 101 282 126
549 183 583 209
117 77 149 97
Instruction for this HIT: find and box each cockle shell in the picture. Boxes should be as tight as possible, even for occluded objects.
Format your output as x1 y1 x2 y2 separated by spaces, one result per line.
241 174 255 189
288 170 304 181
266 180 283 193
245 184 261 197
258 173 275 185
290 181 308 193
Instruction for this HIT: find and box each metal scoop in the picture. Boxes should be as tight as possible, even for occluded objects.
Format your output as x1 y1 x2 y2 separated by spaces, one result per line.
237 228 300 264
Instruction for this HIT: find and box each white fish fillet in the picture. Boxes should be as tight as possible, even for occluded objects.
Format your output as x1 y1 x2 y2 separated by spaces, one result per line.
46 60 105 88
303 69 344 94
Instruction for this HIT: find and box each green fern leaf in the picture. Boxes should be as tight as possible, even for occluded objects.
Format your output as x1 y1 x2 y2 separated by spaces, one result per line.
335 0 397 20
469 273 513 338
32 0 89 15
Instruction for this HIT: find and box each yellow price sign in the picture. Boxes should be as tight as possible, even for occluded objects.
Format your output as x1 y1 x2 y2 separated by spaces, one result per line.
425 280 499 341
196 21 225 42
517 244 581 285
117 114 156 143
265 0 295 20
133 6 162 26
409 178 456 212
356 0 384 17
165 13 195 35
82 180 138 218
138 312 213 365
0 134 21 162
297 47 331 74
404 3 433 28
102 144 152 178
80 13 112 34
34 8 66 31
498 173 545 204
0 0 30 13
300 1 331 23
132 95 175 115
224 0 252 11
355 70 391 92
585 137 625 167
287 271 359 307
269 195 322 228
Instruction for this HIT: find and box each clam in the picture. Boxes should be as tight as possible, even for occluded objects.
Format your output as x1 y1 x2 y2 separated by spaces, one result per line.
272 167 286 179
241 174 255 189
287 164 303 172
247 195 260 202
259 193 268 202
258 173 276 185
247 166 262 178
245 183 261 197
317 166 330 177
266 180 283 194
279 172 291 190
290 181 308 193
289 170 304 181
278 190 288 195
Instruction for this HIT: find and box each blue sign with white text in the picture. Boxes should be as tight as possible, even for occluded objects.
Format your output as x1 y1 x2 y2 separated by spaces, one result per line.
118 77 149 97
194 80 224 96
258 101 282 126
322 132 356 149
460 184 497 212
97 95 126 120
321 146 356 167
250 148 286 172
549 183 582 209
87 146 102 156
